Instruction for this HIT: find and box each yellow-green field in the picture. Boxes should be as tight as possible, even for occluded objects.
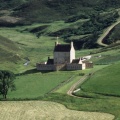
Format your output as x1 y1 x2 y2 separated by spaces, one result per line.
0 101 114 120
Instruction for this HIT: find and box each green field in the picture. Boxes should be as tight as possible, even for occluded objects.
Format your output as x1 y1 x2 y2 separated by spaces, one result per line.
0 1 120 120
64 62 120 119
0 13 120 73
0 24 120 119
40 63 120 120
6 72 72 99
80 62 120 96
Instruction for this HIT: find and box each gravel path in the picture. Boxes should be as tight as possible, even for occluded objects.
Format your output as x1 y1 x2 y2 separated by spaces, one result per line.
66 74 115 120
97 20 120 47
67 75 88 97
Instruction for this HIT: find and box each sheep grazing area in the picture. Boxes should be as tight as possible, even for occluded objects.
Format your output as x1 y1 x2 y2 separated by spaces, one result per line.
0 101 114 120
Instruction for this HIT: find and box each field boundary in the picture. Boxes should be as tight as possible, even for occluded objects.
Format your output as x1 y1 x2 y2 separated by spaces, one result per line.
46 75 76 95
67 75 88 97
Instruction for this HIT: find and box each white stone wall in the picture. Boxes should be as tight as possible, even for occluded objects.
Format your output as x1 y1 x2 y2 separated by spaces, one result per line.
54 52 70 64
36 63 66 71
55 64 66 71
82 63 86 70
37 63 86 71
36 64 55 71
84 62 93 69
67 63 85 70
70 48 75 63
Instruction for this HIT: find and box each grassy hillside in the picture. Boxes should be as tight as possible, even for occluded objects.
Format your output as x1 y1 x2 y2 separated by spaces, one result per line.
7 72 72 99
104 23 120 44
0 0 119 52
19 10 119 49
0 26 55 73
0 35 18 51
0 22 120 73
0 0 120 24
0 1 120 120
0 35 21 62
0 0 27 9
79 62 120 96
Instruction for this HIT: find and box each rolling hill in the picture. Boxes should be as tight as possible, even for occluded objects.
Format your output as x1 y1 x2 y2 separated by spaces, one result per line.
0 0 120 71
81 62 120 96
0 35 21 66
0 0 120 24
104 23 120 44
0 1 120 119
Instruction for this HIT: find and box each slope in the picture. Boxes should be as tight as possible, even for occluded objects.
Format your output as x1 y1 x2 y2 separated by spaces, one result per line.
0 101 114 120
0 35 20 62
81 62 120 96
12 0 120 23
1 0 120 24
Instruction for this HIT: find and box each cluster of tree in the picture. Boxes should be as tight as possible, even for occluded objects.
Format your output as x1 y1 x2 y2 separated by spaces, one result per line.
76 11 119 35
0 70 16 99
65 13 89 23
94 0 120 11
1 0 120 24
50 11 119 37
0 0 27 9
65 33 99 49
49 11 119 49
104 23 120 44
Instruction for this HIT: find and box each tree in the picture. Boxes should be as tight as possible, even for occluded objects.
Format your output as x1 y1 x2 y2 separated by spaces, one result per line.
0 70 16 99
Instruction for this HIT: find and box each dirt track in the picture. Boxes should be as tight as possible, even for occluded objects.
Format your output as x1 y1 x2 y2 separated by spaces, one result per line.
67 75 88 97
97 20 120 47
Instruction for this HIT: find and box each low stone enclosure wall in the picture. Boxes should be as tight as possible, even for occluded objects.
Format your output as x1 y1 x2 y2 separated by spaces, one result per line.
84 62 93 69
66 63 85 70
36 63 66 71
36 63 93 71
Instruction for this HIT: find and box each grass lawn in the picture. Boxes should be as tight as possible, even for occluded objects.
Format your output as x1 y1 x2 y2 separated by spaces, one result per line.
55 76 81 94
80 62 120 96
7 72 72 99
55 65 108 94
0 27 55 73
43 64 120 120
0 21 120 120
3 65 107 100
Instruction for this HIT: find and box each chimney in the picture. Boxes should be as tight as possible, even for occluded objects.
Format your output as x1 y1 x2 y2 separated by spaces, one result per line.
79 57 82 64
55 41 58 46
71 41 73 48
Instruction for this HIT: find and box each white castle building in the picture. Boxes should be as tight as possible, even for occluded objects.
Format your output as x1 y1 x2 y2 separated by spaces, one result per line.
36 41 93 71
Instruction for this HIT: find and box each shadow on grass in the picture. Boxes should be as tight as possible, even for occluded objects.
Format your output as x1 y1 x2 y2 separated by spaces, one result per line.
15 69 54 76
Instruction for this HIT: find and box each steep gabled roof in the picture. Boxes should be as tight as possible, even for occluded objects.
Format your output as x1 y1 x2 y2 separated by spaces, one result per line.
47 58 54 64
72 59 80 64
54 44 71 52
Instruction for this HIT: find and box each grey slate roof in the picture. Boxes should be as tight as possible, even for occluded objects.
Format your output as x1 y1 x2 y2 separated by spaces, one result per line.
72 59 80 64
54 44 71 52
47 59 54 64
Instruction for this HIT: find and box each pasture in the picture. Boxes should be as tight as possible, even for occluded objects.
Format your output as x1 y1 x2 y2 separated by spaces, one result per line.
0 101 114 120
0 22 120 73
80 62 120 96
0 20 120 120
7 72 72 99
69 62 120 119
55 65 109 94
